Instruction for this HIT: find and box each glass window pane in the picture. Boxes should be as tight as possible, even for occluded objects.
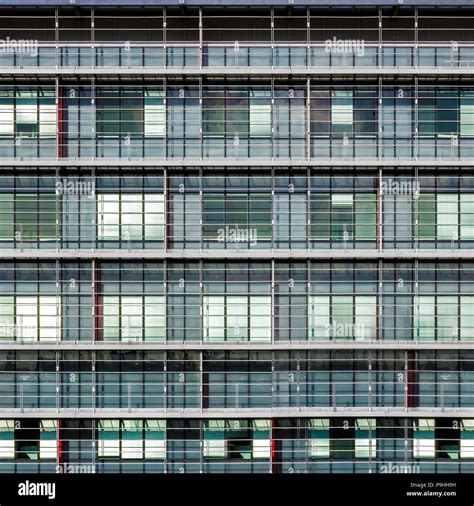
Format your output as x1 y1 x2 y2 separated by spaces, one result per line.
332 296 353 338
144 420 166 459
461 91 474 136
418 194 436 240
16 295 38 341
309 419 330 458
203 295 225 341
415 296 435 340
144 194 165 240
249 296 271 342
39 295 60 342
332 90 353 134
461 296 474 341
39 100 56 137
103 296 120 340
97 90 119 136
249 90 271 137
413 419 435 458
355 296 376 340
16 91 38 137
0 296 14 340
0 98 14 136
461 194 474 240
437 296 458 340
122 295 143 341
98 194 120 240
39 420 57 460
0 420 15 459
144 295 166 341
309 295 329 340
145 90 165 137
98 420 120 458
355 419 376 458
437 194 458 240
461 420 474 458
0 194 14 239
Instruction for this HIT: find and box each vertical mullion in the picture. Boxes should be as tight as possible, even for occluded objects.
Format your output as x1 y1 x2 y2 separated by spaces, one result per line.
306 6 310 69
271 7 274 69
199 7 203 70
91 77 96 158
271 258 275 346
271 167 275 250
415 259 419 343
352 266 356 343
55 77 59 160
163 167 168 251
199 167 203 252
414 77 419 160
164 259 168 347
91 8 95 68
164 349 168 414
307 167 311 250
55 8 59 66
55 258 60 345
92 350 96 415
378 76 382 159
378 167 383 253
164 77 167 161
199 335 203 414
55 166 60 250
271 77 274 160
414 8 419 68
199 76 203 161
378 8 382 68
378 259 383 344
306 77 310 161
307 258 310 344
457 178 461 251
141 264 145 343
36 86 40 159
163 7 166 67
414 167 418 251
199 258 203 345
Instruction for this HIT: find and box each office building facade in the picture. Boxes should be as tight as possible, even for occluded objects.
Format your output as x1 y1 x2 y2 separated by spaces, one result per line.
0 0 473 473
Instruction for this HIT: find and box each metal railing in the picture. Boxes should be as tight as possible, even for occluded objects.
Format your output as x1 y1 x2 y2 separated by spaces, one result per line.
3 43 474 71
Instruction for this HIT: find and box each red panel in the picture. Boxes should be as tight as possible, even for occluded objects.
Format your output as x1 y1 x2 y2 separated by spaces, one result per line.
271 419 276 460
271 419 277 474
58 419 63 463
407 351 418 408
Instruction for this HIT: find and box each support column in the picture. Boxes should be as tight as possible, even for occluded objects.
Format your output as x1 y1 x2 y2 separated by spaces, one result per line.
199 7 203 69
378 167 383 254
306 76 311 161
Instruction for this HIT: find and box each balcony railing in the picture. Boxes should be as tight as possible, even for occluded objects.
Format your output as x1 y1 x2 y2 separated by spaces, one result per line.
1 138 474 162
0 380 468 410
3 43 474 71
